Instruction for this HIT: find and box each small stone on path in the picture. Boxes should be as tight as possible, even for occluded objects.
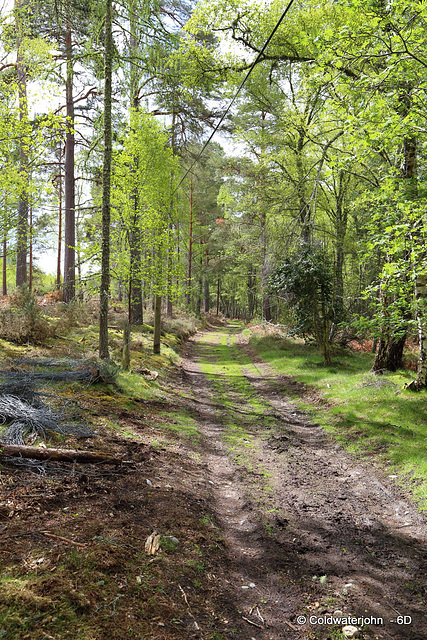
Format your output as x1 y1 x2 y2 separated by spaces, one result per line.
342 625 359 638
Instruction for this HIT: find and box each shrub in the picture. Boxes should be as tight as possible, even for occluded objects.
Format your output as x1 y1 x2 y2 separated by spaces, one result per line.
0 287 55 345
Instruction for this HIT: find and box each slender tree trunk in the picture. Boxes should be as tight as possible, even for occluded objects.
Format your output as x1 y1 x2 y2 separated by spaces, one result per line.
414 275 427 388
203 279 210 312
63 13 75 302
56 149 63 290
28 201 32 291
296 130 310 243
216 278 220 315
129 221 143 324
166 233 173 316
203 246 209 312
15 0 28 287
128 1 143 325
166 109 177 318
99 0 113 360
186 176 193 307
153 295 161 354
122 320 131 371
260 208 271 321
2 225 7 296
247 269 256 319
334 171 348 311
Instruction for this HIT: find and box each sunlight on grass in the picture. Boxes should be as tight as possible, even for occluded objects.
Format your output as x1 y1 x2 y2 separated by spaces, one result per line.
157 409 201 443
250 332 427 510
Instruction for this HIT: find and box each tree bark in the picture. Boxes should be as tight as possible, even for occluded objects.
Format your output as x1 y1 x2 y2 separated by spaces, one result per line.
63 14 76 303
260 208 271 321
186 176 194 307
203 278 210 313
153 294 161 354
122 320 131 371
216 278 220 315
56 145 63 290
407 274 427 389
15 0 28 287
2 228 6 296
129 223 143 324
128 1 144 325
99 0 113 360
296 129 310 243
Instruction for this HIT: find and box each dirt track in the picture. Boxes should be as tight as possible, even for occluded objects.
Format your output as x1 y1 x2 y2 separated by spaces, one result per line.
179 326 427 640
0 324 426 640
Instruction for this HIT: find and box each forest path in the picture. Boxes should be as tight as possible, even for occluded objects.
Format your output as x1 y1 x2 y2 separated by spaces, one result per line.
179 323 427 640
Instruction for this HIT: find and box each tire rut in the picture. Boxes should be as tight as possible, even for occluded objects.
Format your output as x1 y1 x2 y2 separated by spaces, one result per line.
180 328 427 640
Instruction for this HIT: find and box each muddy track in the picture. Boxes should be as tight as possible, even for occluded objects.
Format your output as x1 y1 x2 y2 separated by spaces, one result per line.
179 326 427 640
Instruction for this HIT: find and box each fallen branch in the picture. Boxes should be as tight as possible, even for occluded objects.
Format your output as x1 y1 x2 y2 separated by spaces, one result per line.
284 620 299 631
0 443 124 464
242 616 264 629
41 531 86 547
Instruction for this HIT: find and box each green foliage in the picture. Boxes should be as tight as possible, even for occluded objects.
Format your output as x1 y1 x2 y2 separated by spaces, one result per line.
270 246 334 330
270 245 340 363
109 109 180 295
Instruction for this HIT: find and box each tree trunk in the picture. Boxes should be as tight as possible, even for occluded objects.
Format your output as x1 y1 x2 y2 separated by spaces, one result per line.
56 145 63 289
99 0 113 360
2 226 7 296
153 294 161 354
296 130 310 243
216 278 220 315
128 2 144 325
260 208 271 321
129 223 143 324
414 274 427 388
203 278 210 312
186 176 193 307
247 269 256 319
166 226 173 317
122 320 131 371
334 171 348 312
15 0 28 287
63 15 76 303
28 201 33 291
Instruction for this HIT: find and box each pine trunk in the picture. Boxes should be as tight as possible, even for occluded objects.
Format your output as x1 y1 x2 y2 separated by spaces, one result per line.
128 2 143 325
56 145 63 290
15 0 28 287
63 17 76 303
99 0 113 360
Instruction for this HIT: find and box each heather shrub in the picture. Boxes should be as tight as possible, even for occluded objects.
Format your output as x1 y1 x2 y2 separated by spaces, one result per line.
0 287 55 344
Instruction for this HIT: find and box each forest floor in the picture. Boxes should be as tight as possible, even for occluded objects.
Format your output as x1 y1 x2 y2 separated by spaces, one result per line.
0 322 426 640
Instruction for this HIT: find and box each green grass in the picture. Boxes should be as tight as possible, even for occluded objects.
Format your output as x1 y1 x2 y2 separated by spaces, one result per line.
249 331 427 509
157 409 201 443
195 326 276 494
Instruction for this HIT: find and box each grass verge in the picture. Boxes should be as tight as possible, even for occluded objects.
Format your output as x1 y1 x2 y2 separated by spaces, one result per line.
247 328 427 509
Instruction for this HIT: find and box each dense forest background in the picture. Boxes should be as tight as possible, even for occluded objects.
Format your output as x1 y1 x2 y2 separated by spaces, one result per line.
2 0 427 384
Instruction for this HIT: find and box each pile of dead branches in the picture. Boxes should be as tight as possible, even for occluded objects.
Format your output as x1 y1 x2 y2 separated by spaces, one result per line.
4 357 120 385
0 387 93 446
0 359 132 473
